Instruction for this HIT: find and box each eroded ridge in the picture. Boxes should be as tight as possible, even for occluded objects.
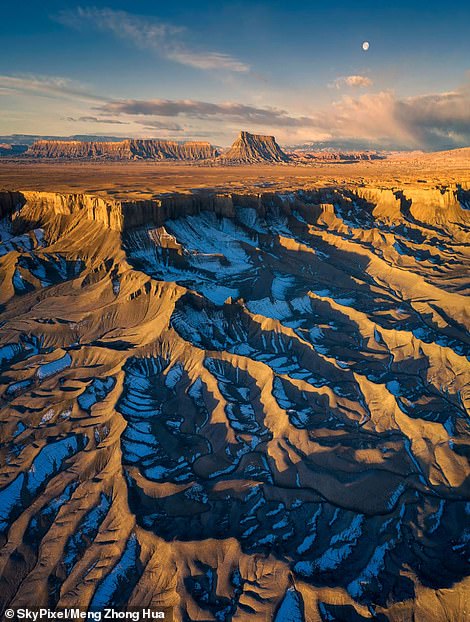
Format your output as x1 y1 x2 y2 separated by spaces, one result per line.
0 185 469 620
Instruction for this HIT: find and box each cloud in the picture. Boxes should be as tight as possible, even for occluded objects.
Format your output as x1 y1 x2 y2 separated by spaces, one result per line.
97 98 311 127
311 91 409 144
64 116 129 124
140 119 185 132
310 87 470 149
396 90 470 139
98 89 470 149
0 74 101 102
331 75 373 89
55 7 250 73
4 72 469 150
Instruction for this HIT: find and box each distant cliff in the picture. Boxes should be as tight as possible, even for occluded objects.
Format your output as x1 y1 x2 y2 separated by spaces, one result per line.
219 131 290 163
24 133 292 163
289 150 385 162
26 139 219 160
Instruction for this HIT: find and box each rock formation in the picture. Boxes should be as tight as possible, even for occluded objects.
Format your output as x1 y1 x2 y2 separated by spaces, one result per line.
26 133 290 163
26 139 218 160
220 131 290 163
289 150 384 162
0 182 469 620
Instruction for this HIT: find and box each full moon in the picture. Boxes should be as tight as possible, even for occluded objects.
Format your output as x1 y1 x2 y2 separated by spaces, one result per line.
362 41 370 51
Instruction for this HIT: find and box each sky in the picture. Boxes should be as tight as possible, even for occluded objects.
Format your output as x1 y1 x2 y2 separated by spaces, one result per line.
1 0 470 149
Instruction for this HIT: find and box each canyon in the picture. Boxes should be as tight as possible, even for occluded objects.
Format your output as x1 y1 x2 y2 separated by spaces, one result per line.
0 162 469 621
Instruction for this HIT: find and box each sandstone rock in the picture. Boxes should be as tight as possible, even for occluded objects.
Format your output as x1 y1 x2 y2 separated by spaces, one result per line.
219 131 290 163
289 150 384 162
26 139 218 161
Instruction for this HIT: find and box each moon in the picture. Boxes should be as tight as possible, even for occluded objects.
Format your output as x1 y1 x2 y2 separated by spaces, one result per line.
362 41 370 51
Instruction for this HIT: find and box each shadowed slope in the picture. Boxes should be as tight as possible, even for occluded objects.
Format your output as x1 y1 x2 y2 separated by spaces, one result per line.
0 184 469 620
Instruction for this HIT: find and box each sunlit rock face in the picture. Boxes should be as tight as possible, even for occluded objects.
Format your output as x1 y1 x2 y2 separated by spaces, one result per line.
220 131 291 163
0 185 469 620
26 139 218 160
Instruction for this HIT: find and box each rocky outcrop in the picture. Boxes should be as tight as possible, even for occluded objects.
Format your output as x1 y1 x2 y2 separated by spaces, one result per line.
25 132 291 164
289 150 384 162
219 131 290 163
0 191 238 231
128 139 218 160
26 139 218 161
1 183 469 236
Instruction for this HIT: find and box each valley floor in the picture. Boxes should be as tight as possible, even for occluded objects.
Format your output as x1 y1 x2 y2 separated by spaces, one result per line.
0 158 469 199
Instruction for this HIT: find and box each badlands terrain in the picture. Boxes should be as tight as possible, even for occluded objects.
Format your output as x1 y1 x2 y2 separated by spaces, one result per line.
0 149 469 621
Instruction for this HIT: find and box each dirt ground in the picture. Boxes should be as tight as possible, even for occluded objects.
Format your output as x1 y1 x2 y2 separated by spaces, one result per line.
0 157 469 200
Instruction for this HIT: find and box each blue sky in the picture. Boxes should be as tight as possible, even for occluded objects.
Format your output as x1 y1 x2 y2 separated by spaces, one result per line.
1 1 469 148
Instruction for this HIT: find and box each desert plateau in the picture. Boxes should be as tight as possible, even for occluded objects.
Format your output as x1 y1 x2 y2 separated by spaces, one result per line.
0 145 469 621
1 1 470 620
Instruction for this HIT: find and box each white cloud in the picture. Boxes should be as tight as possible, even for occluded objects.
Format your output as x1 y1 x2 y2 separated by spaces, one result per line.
97 87 470 149
0 74 101 102
330 75 373 89
3 71 469 149
311 87 470 148
55 7 250 73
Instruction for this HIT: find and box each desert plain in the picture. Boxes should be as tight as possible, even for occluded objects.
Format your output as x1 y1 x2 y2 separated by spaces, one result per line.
0 149 469 198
